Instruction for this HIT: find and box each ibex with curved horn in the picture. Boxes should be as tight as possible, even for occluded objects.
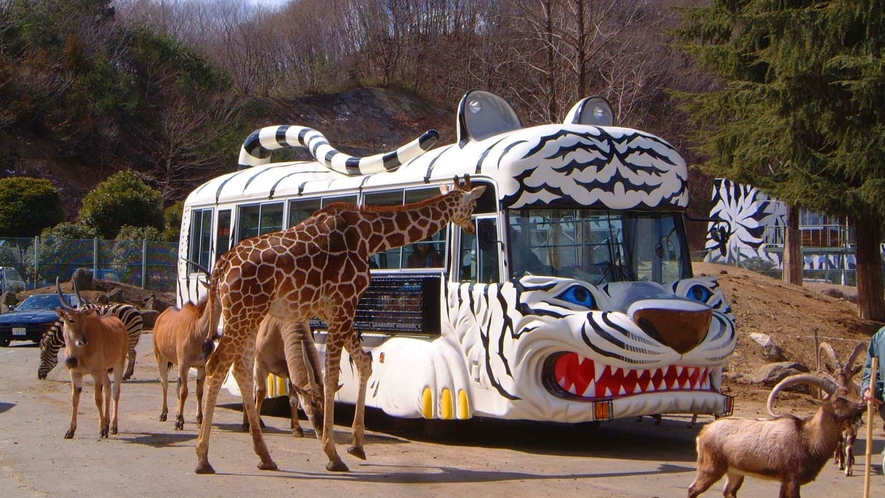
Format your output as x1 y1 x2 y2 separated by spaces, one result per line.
812 341 866 475
767 341 867 476
688 374 865 498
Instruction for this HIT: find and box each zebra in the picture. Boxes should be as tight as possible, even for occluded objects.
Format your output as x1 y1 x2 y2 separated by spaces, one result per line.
38 303 143 381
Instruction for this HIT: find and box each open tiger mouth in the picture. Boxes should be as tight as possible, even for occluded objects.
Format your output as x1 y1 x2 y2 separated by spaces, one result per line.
547 352 714 400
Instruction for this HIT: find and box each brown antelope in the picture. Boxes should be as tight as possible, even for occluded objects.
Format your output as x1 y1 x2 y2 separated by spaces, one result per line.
56 284 129 439
243 316 324 438
152 297 211 430
688 375 866 498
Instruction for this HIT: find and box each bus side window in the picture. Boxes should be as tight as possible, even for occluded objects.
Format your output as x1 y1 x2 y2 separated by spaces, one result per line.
460 219 499 283
216 209 231 260
188 208 213 273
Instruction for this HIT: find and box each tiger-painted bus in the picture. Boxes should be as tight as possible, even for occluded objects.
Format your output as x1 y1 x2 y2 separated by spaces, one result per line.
178 90 736 425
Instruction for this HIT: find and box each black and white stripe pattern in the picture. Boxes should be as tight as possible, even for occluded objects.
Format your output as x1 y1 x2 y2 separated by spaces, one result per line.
448 275 736 416
237 125 439 175
704 178 785 264
38 304 144 380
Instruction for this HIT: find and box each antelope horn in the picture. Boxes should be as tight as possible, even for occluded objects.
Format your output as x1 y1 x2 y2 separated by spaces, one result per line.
818 342 839 371
55 277 77 311
72 273 88 306
844 342 866 371
301 338 320 396
184 258 212 276
767 373 839 417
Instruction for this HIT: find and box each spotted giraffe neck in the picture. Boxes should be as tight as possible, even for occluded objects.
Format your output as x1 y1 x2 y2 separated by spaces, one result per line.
335 191 461 257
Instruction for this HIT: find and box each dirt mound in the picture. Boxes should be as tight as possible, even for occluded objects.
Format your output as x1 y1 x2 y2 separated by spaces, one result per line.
694 262 882 411
21 279 175 312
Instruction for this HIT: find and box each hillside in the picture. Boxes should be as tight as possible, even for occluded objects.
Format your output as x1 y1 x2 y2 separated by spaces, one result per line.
0 87 457 221
693 262 882 413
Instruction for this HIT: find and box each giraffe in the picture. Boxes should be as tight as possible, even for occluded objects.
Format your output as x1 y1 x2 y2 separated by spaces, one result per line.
194 178 486 474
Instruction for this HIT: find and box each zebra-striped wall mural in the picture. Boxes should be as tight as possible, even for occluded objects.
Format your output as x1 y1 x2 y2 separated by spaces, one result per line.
704 178 859 272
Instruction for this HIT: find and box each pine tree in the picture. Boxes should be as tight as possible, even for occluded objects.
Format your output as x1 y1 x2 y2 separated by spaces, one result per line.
675 0 885 320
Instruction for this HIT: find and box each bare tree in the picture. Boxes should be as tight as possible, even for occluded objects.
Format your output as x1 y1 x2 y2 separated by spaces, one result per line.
139 92 243 200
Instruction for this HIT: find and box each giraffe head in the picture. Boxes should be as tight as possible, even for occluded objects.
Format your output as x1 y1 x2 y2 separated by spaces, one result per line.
440 177 486 234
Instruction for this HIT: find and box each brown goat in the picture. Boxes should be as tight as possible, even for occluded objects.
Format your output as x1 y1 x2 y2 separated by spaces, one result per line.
688 374 866 498
57 304 129 439
152 298 211 430
817 341 865 475
243 316 324 438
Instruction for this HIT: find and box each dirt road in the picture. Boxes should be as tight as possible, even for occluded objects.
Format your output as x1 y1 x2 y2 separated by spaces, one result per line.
1 335 883 498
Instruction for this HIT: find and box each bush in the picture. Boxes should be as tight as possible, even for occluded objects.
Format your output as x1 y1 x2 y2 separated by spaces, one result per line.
162 201 183 242
79 171 164 239
116 224 162 241
0 177 65 237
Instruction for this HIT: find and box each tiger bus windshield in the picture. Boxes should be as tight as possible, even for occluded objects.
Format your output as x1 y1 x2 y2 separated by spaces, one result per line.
507 209 691 284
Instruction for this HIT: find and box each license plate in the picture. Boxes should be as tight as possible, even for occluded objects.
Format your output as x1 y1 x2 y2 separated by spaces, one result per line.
12 327 26 336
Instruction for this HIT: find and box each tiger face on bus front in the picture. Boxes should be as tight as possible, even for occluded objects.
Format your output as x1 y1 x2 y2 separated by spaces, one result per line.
446 274 736 422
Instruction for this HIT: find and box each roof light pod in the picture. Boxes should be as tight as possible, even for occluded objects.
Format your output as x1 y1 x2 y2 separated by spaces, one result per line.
564 96 614 126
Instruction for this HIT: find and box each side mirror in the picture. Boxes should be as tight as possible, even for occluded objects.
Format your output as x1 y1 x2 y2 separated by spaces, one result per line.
686 215 731 258
709 223 731 257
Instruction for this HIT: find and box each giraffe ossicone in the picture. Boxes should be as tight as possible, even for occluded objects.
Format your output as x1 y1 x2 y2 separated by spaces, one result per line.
194 177 485 474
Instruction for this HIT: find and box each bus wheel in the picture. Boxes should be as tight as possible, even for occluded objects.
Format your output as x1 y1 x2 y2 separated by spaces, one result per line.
0 338 10 347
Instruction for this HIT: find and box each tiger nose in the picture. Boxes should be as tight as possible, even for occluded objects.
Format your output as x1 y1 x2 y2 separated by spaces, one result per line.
631 306 712 355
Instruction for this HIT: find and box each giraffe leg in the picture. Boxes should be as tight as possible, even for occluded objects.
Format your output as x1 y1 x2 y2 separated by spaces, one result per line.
321 340 347 471
344 332 371 460
232 348 277 471
195 340 234 474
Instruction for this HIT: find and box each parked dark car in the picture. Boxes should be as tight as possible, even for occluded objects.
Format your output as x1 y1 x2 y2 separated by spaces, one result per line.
0 293 81 347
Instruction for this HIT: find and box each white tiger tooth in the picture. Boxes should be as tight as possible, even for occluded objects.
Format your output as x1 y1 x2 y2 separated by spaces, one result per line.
675 366 684 376
568 383 578 395
646 382 655 393
604 387 613 397
558 376 568 388
659 378 668 391
619 386 627 395
595 364 606 382
683 379 692 389
671 378 680 390
633 384 642 394
581 382 596 398
610 366 620 377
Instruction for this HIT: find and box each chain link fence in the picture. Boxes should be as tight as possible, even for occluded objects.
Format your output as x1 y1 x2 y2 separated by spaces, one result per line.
0 236 178 292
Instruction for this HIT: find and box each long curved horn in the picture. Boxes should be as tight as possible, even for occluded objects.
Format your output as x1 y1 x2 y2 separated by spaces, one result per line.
301 338 319 395
767 373 839 417
55 277 76 311
818 342 839 371
72 274 89 306
184 258 211 276
844 342 867 371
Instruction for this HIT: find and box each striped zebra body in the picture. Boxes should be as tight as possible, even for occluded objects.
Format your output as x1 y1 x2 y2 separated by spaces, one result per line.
238 125 439 175
38 303 143 380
